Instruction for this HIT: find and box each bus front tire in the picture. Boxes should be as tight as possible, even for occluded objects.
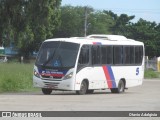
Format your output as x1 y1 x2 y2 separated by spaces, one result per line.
110 80 125 93
76 81 87 95
42 88 52 95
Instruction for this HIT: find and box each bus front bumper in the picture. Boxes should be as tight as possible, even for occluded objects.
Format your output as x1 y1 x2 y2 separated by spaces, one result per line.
33 76 74 90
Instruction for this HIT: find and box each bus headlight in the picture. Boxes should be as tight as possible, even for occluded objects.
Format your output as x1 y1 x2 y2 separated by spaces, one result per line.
64 72 73 80
34 70 40 78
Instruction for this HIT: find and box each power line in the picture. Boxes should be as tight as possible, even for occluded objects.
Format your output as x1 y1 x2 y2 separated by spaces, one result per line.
104 8 160 14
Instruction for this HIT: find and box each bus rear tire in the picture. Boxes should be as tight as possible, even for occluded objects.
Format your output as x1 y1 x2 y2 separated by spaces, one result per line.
76 81 87 95
110 80 125 93
42 88 52 95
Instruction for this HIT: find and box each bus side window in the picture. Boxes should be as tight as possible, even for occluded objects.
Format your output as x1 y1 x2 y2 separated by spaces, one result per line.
130 46 135 64
101 46 113 64
92 45 100 65
106 46 113 64
114 46 123 64
135 46 143 64
78 45 89 65
123 46 131 64
101 46 107 64
139 46 143 63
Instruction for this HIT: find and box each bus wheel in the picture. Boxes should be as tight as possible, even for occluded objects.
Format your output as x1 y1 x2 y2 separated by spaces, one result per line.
86 90 94 94
42 88 52 95
76 81 87 95
110 80 125 93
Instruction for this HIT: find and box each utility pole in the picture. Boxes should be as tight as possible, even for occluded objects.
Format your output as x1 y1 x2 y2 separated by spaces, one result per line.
84 6 88 37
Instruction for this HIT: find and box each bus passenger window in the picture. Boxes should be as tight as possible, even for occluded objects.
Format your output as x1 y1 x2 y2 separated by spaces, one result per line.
101 46 107 64
123 46 131 64
130 46 135 64
92 46 100 65
135 46 143 64
114 46 123 64
106 46 113 64
139 46 143 63
78 45 89 64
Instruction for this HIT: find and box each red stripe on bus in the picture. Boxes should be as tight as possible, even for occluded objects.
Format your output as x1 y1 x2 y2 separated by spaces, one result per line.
102 66 112 88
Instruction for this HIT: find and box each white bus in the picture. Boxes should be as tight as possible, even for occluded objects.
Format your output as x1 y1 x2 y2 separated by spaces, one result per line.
33 35 144 95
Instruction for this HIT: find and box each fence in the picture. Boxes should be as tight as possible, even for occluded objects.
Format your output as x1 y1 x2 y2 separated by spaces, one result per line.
145 57 158 71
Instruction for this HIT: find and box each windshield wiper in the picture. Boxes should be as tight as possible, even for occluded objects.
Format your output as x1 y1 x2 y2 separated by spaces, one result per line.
42 42 61 67
42 50 56 67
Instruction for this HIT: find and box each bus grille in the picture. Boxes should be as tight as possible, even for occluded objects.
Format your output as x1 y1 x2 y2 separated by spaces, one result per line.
43 82 59 88
41 75 63 79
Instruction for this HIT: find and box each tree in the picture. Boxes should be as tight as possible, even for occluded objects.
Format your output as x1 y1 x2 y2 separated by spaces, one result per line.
0 0 61 58
104 10 135 35
55 5 94 37
128 19 160 57
55 6 114 37
0 0 22 47
87 11 114 35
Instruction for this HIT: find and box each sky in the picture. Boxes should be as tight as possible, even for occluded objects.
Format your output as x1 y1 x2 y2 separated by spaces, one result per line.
61 0 160 23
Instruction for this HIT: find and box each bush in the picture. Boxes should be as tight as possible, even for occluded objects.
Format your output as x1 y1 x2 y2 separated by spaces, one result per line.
144 69 160 78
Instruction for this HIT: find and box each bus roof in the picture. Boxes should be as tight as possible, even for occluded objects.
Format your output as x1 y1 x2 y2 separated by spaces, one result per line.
44 35 144 46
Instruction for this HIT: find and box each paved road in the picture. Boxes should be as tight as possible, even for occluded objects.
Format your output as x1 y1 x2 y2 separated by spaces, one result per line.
0 79 160 120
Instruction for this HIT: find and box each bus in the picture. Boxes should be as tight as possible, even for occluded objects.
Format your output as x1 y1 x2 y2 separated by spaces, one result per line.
0 46 7 62
33 35 144 95
0 46 5 55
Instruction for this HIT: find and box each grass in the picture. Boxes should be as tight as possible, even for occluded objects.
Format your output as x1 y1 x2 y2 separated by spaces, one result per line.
144 69 160 79
0 63 38 93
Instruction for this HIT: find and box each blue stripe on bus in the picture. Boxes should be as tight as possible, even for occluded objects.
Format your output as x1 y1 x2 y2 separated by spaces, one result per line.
107 66 116 88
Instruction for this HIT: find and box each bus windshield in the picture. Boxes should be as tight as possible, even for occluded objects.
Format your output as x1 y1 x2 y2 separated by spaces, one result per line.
36 41 80 68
